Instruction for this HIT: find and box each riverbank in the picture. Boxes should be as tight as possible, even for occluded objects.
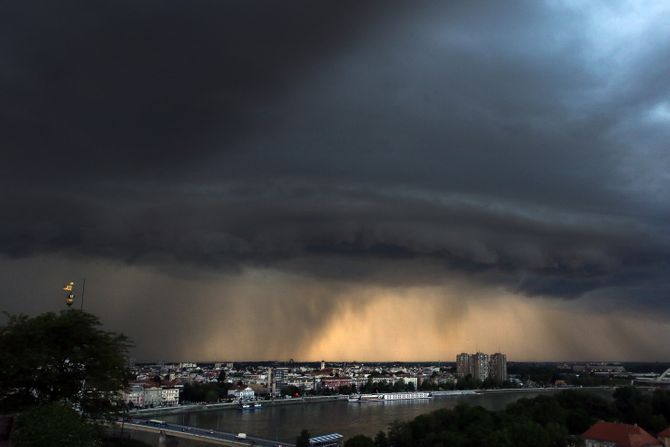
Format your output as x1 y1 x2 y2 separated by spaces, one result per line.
131 395 345 417
158 387 618 442
131 386 613 417
473 385 614 395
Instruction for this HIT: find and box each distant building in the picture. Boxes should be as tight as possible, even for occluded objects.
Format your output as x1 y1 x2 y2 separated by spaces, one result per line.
575 363 627 376
456 352 507 383
179 362 197 369
124 383 145 407
397 376 418 389
472 353 490 382
270 367 290 397
582 421 662 447
489 353 507 382
320 377 352 391
123 383 180 408
229 386 255 401
143 387 162 407
161 386 180 406
456 353 472 377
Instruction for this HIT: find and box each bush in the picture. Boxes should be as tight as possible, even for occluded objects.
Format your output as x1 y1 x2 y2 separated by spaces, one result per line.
13 402 100 447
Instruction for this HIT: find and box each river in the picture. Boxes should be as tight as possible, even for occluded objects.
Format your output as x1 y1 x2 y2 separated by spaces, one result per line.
160 388 613 443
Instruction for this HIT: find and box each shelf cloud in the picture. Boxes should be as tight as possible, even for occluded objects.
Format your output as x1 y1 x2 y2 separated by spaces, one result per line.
1 0 669 360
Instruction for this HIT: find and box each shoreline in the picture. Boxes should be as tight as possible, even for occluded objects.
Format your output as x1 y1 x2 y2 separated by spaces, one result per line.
131 386 614 417
130 395 345 416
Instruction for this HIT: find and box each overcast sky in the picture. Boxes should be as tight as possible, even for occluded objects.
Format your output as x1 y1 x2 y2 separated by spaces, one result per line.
2 0 669 361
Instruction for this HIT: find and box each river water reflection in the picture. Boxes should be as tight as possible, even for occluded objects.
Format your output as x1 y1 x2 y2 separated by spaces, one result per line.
162 389 613 443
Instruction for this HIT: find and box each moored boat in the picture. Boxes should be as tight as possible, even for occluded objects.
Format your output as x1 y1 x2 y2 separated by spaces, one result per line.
358 392 432 402
238 400 261 410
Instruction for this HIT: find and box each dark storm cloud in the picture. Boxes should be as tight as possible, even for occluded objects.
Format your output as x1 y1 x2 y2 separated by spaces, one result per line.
2 1 670 310
2 182 669 306
0 0 395 181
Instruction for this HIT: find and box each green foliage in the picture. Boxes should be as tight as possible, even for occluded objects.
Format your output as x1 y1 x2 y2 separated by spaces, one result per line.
359 379 416 394
506 394 567 427
455 374 482 390
282 385 302 397
338 385 357 395
180 382 230 403
0 310 131 419
344 435 375 447
652 389 670 421
13 402 100 447
102 439 152 447
295 429 310 447
350 388 670 447
507 364 560 385
373 431 388 447
611 386 668 432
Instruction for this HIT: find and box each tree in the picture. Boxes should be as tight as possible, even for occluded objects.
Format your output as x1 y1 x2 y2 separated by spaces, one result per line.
0 310 132 419
295 429 310 447
12 402 99 447
344 435 374 447
180 382 230 404
282 385 301 397
373 431 388 447
338 385 356 395
652 389 670 422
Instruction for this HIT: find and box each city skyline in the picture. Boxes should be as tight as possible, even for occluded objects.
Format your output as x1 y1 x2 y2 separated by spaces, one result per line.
2 1 670 362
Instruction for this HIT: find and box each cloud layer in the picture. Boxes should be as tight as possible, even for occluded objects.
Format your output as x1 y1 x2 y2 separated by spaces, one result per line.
1 0 669 359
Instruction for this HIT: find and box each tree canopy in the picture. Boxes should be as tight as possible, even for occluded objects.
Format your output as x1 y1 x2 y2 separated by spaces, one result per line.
13 402 100 447
346 388 670 447
0 310 132 419
295 429 311 447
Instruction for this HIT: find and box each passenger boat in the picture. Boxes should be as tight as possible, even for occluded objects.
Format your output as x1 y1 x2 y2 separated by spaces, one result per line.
358 392 433 402
238 401 261 410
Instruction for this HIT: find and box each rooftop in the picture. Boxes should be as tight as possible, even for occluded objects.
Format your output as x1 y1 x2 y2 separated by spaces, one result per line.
582 421 662 447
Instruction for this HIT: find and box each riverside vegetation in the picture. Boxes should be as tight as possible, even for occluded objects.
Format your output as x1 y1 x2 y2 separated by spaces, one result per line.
339 387 670 447
0 310 149 447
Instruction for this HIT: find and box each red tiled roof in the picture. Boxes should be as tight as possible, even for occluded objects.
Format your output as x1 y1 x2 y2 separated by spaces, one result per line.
582 421 662 447
658 427 670 438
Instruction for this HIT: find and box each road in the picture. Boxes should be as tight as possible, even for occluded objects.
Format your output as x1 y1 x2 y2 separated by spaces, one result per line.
120 418 293 447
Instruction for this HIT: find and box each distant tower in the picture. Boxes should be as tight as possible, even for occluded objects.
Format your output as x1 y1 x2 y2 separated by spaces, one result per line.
489 353 508 382
320 360 326 370
472 352 490 382
456 353 472 377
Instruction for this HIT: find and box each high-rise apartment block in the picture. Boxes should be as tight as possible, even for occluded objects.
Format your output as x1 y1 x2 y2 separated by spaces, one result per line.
269 367 290 397
456 353 472 377
489 353 508 382
472 352 490 382
455 352 507 383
